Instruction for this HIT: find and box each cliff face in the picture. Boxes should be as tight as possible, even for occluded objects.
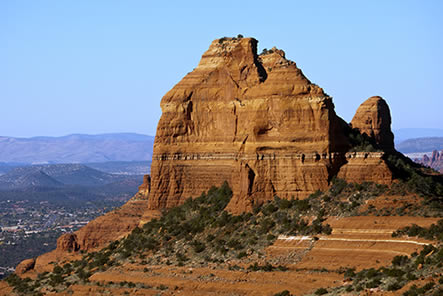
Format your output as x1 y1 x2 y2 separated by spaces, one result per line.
143 37 392 213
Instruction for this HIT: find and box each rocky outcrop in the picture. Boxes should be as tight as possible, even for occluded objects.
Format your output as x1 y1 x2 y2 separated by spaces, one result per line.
57 233 80 252
136 174 151 199
15 258 35 275
416 150 443 173
351 96 395 152
337 152 392 184
143 37 394 214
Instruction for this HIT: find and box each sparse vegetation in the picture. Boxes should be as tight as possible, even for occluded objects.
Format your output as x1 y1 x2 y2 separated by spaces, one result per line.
392 220 443 242
7 182 335 294
274 290 293 296
247 262 288 272
313 238 443 295
347 128 381 152
261 48 275 55
387 153 443 196
5 168 442 294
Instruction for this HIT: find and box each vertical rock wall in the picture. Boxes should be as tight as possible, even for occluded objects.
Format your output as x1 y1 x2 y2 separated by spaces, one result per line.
145 37 354 212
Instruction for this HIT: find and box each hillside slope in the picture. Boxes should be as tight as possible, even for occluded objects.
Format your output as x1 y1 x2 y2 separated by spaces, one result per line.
0 164 126 189
6 183 442 296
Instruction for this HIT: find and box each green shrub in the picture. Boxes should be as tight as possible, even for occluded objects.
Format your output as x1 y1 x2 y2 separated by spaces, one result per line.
392 255 410 266
330 178 347 196
387 281 403 291
191 240 206 253
273 290 293 296
315 287 328 295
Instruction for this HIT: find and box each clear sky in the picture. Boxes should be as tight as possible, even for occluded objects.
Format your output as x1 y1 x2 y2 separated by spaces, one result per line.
1 0 442 137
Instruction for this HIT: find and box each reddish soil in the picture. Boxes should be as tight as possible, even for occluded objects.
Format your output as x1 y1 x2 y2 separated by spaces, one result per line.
359 194 422 213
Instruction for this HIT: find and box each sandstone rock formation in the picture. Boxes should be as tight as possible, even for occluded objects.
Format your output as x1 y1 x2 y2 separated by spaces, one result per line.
337 152 393 184
17 37 399 275
416 150 443 173
57 233 80 252
140 37 395 214
350 96 395 152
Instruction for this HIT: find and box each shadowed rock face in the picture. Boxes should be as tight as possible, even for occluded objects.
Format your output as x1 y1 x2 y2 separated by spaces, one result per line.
139 37 395 213
351 96 395 152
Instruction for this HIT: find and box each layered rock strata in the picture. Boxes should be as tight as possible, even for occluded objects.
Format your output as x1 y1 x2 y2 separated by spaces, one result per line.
337 152 393 184
141 37 394 213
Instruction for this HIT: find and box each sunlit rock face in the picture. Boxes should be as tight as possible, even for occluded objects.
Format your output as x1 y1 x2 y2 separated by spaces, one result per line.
351 96 395 152
140 37 394 213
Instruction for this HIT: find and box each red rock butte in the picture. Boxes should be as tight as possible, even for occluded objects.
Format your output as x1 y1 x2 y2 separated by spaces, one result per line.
136 37 395 214
16 37 400 273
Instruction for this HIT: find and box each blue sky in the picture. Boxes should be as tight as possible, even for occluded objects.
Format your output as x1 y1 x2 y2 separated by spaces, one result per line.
1 0 442 137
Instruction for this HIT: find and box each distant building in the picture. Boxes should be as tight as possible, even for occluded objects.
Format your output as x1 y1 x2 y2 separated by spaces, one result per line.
1 226 19 232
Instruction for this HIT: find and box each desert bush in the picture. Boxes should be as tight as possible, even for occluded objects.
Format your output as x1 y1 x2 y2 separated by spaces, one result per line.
392 220 443 242
330 178 347 196
273 290 293 296
387 281 402 291
392 255 410 266
247 262 288 272
191 240 206 253
314 287 328 295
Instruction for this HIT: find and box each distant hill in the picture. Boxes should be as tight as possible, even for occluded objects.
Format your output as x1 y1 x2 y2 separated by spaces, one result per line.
396 137 443 154
0 163 144 204
393 128 443 144
0 162 24 175
86 161 151 175
0 170 63 190
0 164 133 190
0 133 154 164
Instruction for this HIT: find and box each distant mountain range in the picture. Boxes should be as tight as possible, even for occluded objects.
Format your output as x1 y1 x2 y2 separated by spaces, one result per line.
396 137 443 154
0 163 145 205
0 133 154 164
393 128 443 144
